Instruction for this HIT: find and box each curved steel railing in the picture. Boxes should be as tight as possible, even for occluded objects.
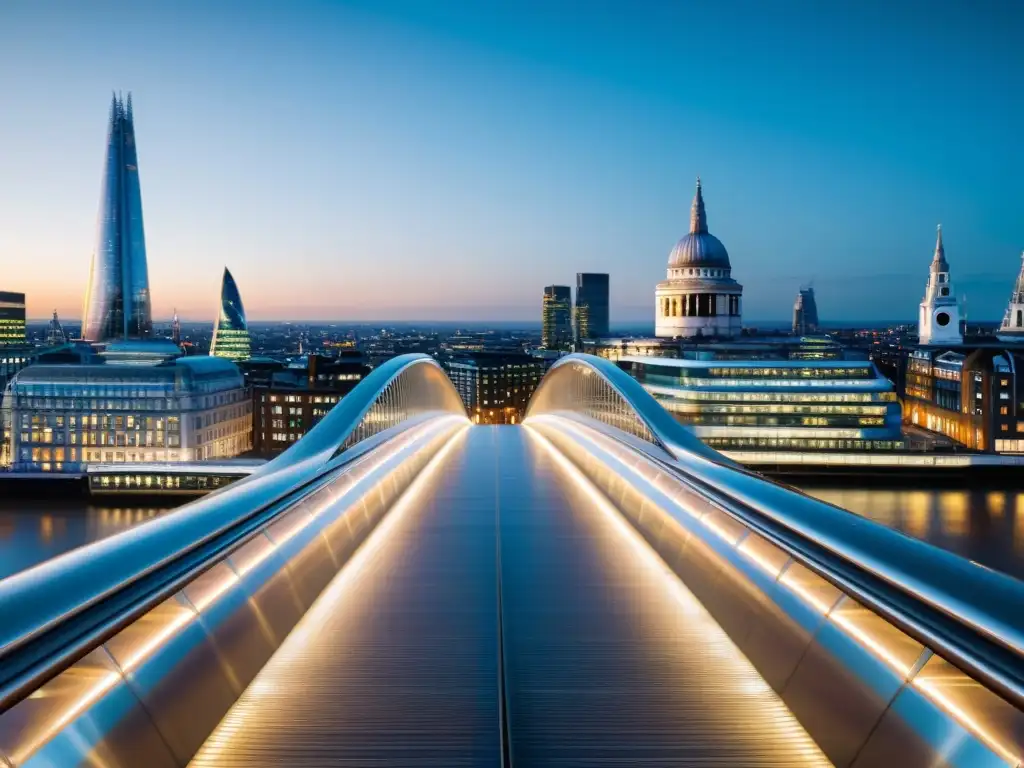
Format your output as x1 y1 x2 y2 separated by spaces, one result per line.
529 411 1024 710
254 353 469 475
527 415 1024 765
0 354 468 706
525 353 733 466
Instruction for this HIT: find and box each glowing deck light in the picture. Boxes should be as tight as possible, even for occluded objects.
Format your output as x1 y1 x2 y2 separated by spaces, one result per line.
190 425 470 765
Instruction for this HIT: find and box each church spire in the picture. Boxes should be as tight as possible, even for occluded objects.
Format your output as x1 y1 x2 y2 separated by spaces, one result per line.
689 177 708 235
931 224 949 271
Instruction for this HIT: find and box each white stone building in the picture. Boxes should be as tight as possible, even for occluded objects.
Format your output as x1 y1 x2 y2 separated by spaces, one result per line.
655 179 742 338
917 225 962 345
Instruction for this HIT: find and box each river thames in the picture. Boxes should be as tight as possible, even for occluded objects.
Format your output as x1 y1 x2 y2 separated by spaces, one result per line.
1 485 1023 581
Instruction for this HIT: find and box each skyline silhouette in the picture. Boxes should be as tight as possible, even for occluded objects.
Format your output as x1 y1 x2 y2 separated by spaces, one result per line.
0 0 1021 323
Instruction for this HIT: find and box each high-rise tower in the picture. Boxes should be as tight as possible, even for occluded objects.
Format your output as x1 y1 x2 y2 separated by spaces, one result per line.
575 273 610 340
792 287 819 335
542 285 572 350
210 267 251 361
82 93 153 342
918 225 962 345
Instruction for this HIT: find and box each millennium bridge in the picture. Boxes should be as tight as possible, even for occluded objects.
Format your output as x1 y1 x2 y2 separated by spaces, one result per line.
0 354 1022 767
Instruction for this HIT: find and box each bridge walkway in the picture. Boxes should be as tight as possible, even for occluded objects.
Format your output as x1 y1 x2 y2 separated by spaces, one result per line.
189 426 828 767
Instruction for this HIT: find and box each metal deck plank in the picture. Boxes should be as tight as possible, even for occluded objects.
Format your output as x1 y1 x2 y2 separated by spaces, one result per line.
499 428 831 766
189 428 502 767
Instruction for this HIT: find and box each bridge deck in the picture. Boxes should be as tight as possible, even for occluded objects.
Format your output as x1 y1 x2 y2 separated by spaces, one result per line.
190 426 828 766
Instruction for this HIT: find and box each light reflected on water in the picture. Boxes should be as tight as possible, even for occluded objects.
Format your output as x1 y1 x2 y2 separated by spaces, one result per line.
799 485 1024 580
0 500 181 580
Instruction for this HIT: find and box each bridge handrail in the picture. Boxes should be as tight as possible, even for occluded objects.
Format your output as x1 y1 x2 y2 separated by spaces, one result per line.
531 406 1024 708
664 446 1024 704
526 353 732 466
0 354 467 684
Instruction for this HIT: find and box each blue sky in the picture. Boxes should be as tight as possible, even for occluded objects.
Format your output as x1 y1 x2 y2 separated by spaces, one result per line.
0 0 1021 323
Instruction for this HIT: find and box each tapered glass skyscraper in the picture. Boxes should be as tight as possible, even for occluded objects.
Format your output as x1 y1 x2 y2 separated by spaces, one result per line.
82 93 153 342
210 267 251 361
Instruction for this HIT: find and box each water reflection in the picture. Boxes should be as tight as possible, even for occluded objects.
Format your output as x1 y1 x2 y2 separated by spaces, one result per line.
0 499 184 580
800 485 1024 580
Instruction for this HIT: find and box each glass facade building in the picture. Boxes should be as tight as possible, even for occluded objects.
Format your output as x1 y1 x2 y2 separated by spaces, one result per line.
5 344 251 472
619 356 903 451
82 93 153 342
0 292 26 346
792 287 819 334
542 285 572 350
575 273 609 340
210 267 252 361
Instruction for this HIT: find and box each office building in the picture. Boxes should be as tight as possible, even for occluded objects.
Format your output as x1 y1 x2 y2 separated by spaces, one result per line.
5 341 251 472
792 287 819 334
997 252 1024 341
210 267 252 361
619 356 902 452
584 334 846 362
444 351 545 424
542 285 572 349
918 225 962 345
575 273 609 340
250 353 370 457
82 93 153 342
0 292 26 346
656 178 742 338
903 347 1024 452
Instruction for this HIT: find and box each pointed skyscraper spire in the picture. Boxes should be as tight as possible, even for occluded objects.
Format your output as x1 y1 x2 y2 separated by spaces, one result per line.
689 177 708 235
210 267 251 361
82 92 152 342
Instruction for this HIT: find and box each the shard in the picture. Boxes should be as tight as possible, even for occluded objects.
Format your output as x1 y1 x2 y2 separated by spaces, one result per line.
210 267 251 361
81 93 152 342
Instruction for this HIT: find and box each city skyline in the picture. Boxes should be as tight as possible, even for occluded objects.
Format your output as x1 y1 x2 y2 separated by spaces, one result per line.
1 1 1022 323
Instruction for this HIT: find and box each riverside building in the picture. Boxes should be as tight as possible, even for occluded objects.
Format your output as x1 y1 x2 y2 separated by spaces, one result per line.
4 341 251 472
618 356 902 452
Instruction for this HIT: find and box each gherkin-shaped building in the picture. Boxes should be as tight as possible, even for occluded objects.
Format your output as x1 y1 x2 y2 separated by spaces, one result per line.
210 267 251 361
82 93 153 342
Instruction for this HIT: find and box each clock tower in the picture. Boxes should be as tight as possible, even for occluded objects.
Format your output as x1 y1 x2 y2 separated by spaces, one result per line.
918 225 962 345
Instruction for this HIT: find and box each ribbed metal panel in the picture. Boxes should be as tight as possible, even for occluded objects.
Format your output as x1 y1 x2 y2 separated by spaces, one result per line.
189 428 502 767
500 430 830 766
191 427 826 766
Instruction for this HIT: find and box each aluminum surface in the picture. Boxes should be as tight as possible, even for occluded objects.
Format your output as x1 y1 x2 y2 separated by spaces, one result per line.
526 352 733 466
0 421 463 767
191 427 827 767
190 427 501 767
528 415 1024 767
0 353 468 707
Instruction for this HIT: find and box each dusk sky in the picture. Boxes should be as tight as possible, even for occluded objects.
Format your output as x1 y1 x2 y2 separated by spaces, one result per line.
0 0 1021 324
